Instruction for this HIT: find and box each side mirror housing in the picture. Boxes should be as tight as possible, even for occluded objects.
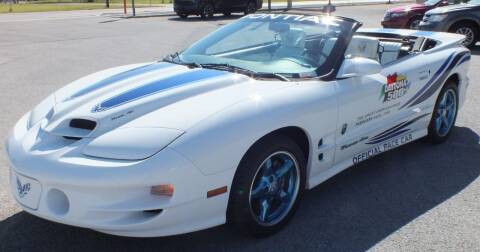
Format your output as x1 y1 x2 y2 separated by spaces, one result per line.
337 57 381 79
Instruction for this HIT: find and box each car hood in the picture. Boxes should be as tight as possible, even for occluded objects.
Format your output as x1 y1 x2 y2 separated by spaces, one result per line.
427 3 477 14
388 3 428 12
34 62 294 139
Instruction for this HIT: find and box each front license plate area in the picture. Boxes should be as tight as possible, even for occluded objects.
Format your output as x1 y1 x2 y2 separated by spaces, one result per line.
11 172 42 210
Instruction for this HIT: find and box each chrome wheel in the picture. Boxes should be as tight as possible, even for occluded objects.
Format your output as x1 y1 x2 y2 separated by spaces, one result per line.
434 89 457 137
456 27 475 46
249 151 300 226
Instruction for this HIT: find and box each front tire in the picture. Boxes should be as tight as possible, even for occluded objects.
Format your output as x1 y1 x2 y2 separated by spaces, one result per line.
427 82 459 144
228 135 306 237
407 16 422 30
449 23 478 48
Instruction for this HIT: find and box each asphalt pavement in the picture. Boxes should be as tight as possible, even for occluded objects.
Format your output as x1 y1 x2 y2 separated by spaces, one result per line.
0 3 479 251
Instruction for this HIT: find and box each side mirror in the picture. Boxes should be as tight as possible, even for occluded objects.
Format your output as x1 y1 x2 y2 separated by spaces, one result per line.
337 57 381 79
439 0 449 6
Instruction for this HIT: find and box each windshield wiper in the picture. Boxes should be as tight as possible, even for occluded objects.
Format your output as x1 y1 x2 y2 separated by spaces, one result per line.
200 63 290 82
162 53 203 69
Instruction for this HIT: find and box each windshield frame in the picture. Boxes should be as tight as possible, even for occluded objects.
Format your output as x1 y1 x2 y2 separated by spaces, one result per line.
168 13 361 81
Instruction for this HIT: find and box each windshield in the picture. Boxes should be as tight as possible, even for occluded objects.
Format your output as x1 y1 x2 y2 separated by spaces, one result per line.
173 14 358 78
424 0 442 6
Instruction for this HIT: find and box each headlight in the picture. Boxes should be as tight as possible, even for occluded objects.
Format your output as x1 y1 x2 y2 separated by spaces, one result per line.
83 127 184 160
390 12 408 18
426 14 448 22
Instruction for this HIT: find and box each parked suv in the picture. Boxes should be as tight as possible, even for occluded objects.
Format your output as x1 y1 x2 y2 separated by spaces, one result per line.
174 0 263 19
419 0 480 47
382 0 456 29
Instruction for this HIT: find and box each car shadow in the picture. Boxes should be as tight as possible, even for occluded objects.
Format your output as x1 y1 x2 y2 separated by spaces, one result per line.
168 14 243 22
1 126 479 251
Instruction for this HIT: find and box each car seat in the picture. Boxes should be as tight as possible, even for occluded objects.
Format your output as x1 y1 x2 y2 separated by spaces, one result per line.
275 28 306 58
345 35 380 61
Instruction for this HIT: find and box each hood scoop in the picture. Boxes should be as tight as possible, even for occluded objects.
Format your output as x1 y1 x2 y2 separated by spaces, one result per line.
56 118 97 140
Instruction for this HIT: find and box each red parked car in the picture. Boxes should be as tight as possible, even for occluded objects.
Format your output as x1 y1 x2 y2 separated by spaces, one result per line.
382 0 456 29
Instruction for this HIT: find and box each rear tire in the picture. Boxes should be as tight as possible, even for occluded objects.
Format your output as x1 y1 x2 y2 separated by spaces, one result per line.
449 22 478 48
228 135 306 237
427 82 459 144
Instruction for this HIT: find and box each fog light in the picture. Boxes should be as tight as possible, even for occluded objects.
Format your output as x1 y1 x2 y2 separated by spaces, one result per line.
150 184 174 197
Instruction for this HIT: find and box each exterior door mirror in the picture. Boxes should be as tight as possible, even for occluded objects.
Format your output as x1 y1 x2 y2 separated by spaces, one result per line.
337 57 382 79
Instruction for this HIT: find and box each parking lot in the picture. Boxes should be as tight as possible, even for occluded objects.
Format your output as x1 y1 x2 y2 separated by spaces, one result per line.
1 3 479 251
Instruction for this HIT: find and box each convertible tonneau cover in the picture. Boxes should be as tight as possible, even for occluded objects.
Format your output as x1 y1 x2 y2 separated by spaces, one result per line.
358 28 466 53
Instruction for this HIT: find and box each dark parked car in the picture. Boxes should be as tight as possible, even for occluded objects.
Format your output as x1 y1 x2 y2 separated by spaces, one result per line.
419 0 480 47
174 0 263 19
382 0 456 29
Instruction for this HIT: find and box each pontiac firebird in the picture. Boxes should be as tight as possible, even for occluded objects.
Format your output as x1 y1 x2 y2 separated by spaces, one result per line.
6 13 470 237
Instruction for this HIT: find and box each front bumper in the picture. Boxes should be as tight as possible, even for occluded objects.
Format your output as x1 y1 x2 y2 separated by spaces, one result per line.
418 21 446 32
381 19 407 29
6 113 232 237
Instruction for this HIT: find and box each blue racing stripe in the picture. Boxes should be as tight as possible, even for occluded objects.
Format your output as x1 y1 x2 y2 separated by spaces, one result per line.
457 54 471 66
92 69 227 112
65 62 173 101
399 53 454 110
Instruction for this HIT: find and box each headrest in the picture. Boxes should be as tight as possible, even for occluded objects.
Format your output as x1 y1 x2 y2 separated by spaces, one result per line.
280 28 306 48
345 35 379 61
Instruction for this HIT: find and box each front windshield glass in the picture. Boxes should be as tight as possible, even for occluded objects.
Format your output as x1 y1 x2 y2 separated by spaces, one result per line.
424 0 442 6
465 0 480 4
174 14 356 78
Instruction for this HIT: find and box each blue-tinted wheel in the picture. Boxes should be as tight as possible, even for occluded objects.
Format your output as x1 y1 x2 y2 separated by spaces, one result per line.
249 151 300 226
428 82 458 143
228 135 306 237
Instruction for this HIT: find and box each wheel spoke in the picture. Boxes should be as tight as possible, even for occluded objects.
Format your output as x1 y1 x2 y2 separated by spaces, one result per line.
279 190 289 203
251 178 269 199
262 159 273 176
441 114 450 128
275 160 293 179
440 94 447 108
259 199 270 222
435 116 442 130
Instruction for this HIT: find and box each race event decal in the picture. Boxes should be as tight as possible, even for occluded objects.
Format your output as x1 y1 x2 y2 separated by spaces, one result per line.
355 102 400 126
352 133 413 164
380 73 411 103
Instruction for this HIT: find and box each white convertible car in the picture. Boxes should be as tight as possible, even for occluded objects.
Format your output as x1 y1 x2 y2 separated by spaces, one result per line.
6 13 470 237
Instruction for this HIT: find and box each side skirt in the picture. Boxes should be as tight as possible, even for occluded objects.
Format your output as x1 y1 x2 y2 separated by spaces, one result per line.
306 128 428 189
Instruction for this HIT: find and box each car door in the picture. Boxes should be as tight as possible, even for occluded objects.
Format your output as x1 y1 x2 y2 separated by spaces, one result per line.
334 42 431 166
